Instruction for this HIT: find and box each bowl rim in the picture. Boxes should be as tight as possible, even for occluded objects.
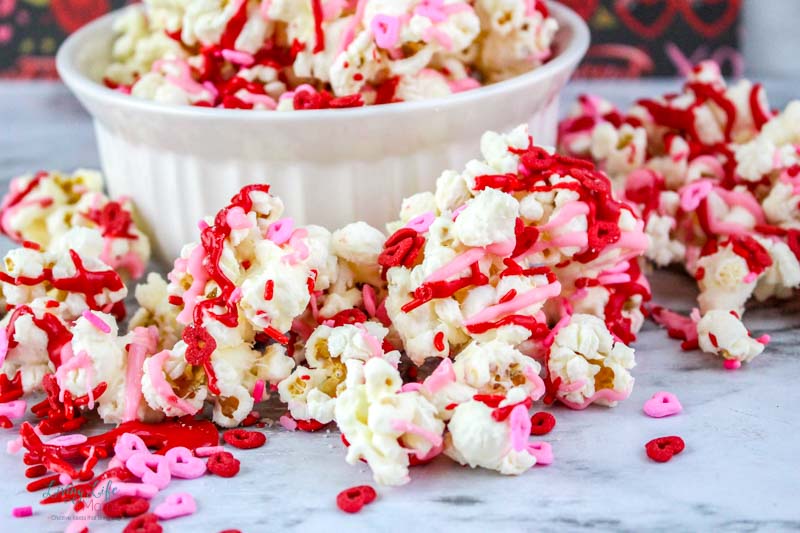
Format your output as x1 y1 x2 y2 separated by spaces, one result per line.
56 1 589 122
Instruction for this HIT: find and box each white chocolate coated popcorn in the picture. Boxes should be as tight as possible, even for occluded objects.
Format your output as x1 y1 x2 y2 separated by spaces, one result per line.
547 314 635 409
335 357 445 486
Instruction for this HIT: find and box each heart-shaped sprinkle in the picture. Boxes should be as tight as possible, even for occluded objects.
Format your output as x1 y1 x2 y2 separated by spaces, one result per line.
0 400 26 419
336 485 377 513
165 447 206 479
126 452 172 489
527 441 554 465
645 436 685 463
371 14 400 50
103 495 150 518
154 493 197 520
115 433 149 462
643 391 682 418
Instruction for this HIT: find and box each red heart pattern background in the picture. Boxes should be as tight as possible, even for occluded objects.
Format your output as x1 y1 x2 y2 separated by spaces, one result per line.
0 0 742 79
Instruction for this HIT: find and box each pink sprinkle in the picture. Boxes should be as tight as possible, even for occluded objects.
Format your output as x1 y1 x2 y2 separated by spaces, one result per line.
451 204 467 220
82 310 111 334
279 415 298 431
362 285 377 317
221 49 255 66
743 272 757 283
405 211 435 233
225 206 252 230
643 391 682 418
679 179 713 212
12 506 32 518
756 334 771 345
195 446 225 457
6 437 22 454
253 379 266 403
0 400 26 419
724 359 742 370
59 473 73 485
0 328 8 367
371 14 401 49
267 218 294 245
528 442 554 465
228 287 243 304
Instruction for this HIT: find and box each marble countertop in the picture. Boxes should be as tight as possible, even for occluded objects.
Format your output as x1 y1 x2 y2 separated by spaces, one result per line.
1 81 799 533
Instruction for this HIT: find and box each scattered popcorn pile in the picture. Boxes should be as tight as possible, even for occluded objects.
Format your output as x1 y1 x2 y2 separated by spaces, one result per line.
558 61 800 368
104 0 558 109
33 110 800 527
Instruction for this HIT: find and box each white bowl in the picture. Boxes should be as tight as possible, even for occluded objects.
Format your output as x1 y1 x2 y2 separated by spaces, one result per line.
56 2 589 262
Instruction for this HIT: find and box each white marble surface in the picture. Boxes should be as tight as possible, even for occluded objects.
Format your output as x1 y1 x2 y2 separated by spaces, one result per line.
0 82 799 533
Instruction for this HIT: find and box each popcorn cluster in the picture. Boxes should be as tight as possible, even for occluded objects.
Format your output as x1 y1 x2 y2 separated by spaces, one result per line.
0 170 151 279
104 0 558 110
558 61 800 367
2 123 651 498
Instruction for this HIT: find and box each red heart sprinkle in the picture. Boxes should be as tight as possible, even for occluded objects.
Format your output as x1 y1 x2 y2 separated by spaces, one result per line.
207 451 241 478
530 411 556 436
645 436 685 463
223 429 267 449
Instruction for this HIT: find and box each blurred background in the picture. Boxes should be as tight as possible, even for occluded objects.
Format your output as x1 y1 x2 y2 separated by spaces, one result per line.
0 0 796 80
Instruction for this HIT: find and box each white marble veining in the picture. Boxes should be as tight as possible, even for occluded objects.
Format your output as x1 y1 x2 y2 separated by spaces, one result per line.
0 82 799 533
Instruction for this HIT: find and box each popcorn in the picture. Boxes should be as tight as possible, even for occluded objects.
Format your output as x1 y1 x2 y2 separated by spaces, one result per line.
547 314 636 409
1 228 128 322
334 357 445 486
278 321 398 425
105 0 558 110
452 339 545 401
696 310 766 365
559 62 800 367
0 170 151 279
382 124 650 365
444 387 541 475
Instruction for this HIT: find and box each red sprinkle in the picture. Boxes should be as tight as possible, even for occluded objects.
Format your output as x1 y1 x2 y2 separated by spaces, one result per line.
207 451 241 478
123 512 162 533
263 280 274 301
103 496 150 519
645 436 685 463
433 331 445 352
529 412 556 436
336 485 377 513
223 429 267 449
183 323 217 366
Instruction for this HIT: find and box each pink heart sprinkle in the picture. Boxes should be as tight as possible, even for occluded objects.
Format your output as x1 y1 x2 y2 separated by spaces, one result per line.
165 446 207 479
527 441 554 465
154 492 197 520
114 433 149 462
371 14 401 49
643 391 683 418
0 400 26 419
126 452 172 489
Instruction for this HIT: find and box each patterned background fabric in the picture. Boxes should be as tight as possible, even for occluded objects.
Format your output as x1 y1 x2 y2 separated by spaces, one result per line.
0 0 742 80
